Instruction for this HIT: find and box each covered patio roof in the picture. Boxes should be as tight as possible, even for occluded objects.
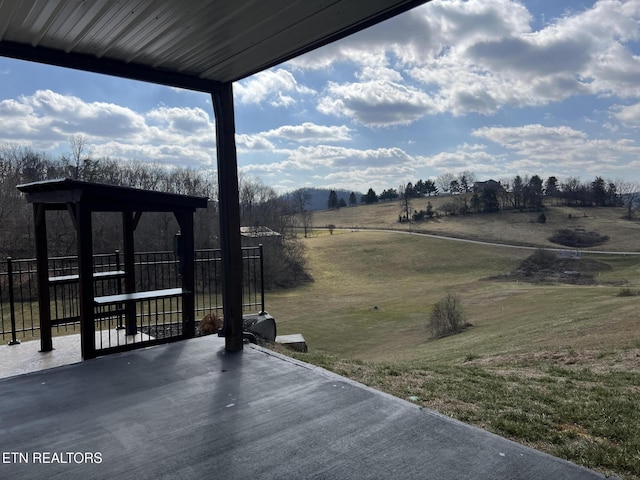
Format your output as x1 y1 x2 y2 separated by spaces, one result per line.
2 0 430 352
0 0 427 92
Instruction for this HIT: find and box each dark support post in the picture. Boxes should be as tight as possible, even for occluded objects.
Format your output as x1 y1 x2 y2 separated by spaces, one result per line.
212 82 244 351
6 257 20 345
115 249 122 295
259 244 265 314
33 203 52 352
122 212 137 336
175 211 195 338
77 204 96 360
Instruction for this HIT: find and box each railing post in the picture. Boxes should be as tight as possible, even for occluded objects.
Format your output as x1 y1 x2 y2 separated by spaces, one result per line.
114 249 124 329
259 244 265 314
7 257 20 345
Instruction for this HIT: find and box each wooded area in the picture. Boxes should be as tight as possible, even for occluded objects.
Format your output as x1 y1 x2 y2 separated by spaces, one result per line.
0 142 310 289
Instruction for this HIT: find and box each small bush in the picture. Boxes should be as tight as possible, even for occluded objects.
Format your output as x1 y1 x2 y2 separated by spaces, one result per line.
518 249 558 275
617 288 638 297
198 312 222 336
429 293 469 338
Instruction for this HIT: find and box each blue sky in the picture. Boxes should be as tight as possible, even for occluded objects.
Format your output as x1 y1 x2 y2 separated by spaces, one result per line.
1 0 640 194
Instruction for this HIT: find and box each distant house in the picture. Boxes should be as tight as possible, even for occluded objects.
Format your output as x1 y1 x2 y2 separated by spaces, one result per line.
473 180 504 194
240 226 282 246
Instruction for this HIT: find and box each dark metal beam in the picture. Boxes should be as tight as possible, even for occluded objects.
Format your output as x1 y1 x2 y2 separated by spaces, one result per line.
212 83 244 352
0 40 224 94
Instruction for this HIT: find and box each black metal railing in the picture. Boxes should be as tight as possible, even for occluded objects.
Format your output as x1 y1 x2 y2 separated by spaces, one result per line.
0 245 264 343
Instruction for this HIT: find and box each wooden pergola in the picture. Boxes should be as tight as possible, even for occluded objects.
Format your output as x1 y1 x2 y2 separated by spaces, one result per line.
1 0 429 352
17 179 207 359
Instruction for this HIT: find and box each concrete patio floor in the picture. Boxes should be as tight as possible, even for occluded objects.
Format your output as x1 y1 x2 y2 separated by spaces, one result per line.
0 335 83 379
0 335 608 479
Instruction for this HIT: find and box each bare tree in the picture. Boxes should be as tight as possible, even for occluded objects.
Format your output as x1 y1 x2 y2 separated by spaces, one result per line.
69 134 94 180
399 183 412 227
292 189 313 238
436 172 456 195
616 180 640 220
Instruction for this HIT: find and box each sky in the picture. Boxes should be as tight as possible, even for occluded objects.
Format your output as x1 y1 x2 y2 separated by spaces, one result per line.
1 0 640 194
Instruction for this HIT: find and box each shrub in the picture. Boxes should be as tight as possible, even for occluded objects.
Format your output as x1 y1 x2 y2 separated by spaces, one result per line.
517 249 558 275
617 288 638 297
198 312 222 336
429 293 469 338
548 229 609 248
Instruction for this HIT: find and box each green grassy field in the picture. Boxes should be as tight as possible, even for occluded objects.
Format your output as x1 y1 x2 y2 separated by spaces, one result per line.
267 230 640 479
310 198 640 252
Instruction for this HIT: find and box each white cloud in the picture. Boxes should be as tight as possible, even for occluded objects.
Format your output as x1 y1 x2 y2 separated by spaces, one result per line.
239 145 417 191
283 145 415 168
316 164 418 192
0 90 216 166
612 102 640 127
318 79 436 126
419 145 501 169
234 68 315 107
262 122 352 143
473 124 640 176
291 0 640 118
236 133 275 151
146 106 212 134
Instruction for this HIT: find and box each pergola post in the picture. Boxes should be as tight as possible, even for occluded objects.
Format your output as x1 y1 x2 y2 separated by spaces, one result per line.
212 82 244 352
175 211 196 338
122 212 137 336
76 203 96 360
33 203 52 352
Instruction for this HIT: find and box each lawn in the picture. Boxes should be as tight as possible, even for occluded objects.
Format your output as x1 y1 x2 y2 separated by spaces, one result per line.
310 199 640 252
267 230 640 479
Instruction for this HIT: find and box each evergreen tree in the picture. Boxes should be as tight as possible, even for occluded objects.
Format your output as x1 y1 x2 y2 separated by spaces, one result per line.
592 176 607 206
327 190 338 209
424 179 438 196
512 175 524 209
526 175 544 210
362 188 378 204
481 189 499 212
545 176 559 205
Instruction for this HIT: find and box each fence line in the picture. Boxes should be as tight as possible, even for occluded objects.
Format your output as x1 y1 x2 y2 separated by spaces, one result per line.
0 246 264 342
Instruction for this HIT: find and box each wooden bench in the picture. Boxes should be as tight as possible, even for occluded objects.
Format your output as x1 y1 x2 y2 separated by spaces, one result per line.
49 270 126 285
48 271 126 326
93 288 185 323
94 287 184 306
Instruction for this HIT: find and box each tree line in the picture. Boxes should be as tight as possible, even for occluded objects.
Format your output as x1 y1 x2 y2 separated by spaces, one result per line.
351 171 639 221
0 142 310 288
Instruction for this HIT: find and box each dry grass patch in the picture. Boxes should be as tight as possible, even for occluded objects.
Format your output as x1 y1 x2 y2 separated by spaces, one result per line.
266 230 640 478
310 201 640 252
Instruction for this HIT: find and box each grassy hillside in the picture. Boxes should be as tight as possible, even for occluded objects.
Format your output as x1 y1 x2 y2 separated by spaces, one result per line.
270 231 640 361
266 231 640 479
309 198 640 252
